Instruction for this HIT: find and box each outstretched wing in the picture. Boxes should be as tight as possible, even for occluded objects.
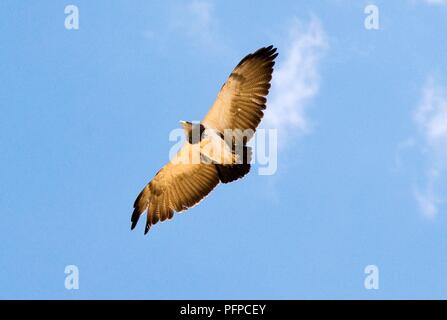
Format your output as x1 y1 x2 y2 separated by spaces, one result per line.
202 45 278 141
131 143 220 234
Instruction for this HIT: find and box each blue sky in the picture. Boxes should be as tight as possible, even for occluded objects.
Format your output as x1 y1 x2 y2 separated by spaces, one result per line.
1 0 447 299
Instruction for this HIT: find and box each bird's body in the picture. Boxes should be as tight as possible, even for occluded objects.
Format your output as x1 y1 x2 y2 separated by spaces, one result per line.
179 122 236 165
131 46 278 234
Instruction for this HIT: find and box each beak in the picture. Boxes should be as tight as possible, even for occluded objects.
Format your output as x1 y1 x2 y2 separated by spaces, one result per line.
179 120 186 125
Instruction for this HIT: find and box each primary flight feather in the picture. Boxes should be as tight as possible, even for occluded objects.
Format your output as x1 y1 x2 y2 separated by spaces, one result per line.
131 45 278 234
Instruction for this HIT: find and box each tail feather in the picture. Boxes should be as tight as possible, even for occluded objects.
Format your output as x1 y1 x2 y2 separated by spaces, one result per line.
215 145 252 183
215 163 251 183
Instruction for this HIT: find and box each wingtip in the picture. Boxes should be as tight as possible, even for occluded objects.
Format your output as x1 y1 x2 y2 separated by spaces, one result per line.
131 207 142 231
268 46 278 58
144 215 152 235
257 45 278 60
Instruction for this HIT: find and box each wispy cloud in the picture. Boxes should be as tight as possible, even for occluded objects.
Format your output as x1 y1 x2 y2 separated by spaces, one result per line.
264 17 328 141
170 0 225 51
414 169 441 218
412 77 447 218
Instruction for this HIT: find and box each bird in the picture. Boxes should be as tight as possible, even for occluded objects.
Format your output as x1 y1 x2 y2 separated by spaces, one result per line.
131 45 278 234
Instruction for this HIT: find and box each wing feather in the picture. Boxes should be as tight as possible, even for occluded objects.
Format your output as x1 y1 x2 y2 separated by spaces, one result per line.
131 143 220 234
202 46 277 141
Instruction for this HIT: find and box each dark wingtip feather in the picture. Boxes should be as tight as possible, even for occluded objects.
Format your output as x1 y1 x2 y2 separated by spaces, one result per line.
131 208 141 230
144 222 151 235
254 45 278 63
144 212 152 235
236 45 278 68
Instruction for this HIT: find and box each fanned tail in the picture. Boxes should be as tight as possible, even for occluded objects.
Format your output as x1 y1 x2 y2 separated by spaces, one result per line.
215 145 252 183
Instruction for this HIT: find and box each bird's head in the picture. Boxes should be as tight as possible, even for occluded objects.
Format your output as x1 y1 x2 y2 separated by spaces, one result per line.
179 120 192 131
180 121 204 144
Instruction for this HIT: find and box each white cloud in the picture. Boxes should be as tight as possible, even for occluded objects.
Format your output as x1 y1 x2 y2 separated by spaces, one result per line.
414 78 447 159
170 0 224 50
412 78 447 218
264 17 328 139
414 169 441 218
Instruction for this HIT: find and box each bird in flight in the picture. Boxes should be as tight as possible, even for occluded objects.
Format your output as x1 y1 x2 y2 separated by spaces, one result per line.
131 45 278 234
